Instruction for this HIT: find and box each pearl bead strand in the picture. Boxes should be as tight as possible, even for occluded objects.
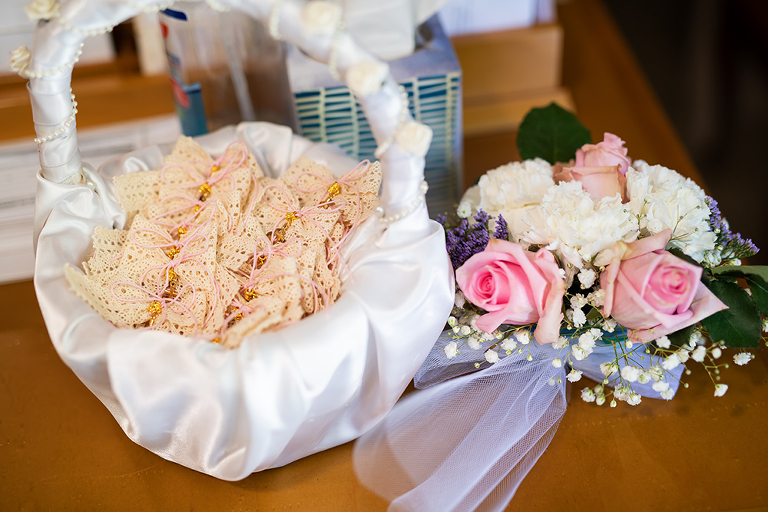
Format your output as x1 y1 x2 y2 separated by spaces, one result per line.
376 180 429 224
33 91 78 144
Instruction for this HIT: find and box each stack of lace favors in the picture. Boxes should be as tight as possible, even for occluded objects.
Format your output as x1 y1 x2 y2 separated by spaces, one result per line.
66 136 381 348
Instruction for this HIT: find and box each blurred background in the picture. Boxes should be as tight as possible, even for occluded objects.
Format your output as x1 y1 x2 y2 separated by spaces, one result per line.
604 0 768 264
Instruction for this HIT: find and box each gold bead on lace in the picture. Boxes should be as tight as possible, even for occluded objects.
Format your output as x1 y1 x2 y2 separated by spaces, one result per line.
324 181 341 205
167 246 180 259
256 254 267 269
243 288 258 301
147 300 163 326
198 182 212 201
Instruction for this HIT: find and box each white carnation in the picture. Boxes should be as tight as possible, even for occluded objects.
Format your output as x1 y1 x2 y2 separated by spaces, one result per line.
475 159 554 239
523 181 638 271
626 162 715 262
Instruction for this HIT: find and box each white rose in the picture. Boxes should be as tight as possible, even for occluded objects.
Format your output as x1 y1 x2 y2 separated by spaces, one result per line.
300 0 342 35
10 46 31 75
444 341 458 359
394 121 432 157
346 61 389 98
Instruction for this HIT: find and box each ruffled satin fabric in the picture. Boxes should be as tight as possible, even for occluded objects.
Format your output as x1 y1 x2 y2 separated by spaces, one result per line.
354 331 685 512
33 122 454 479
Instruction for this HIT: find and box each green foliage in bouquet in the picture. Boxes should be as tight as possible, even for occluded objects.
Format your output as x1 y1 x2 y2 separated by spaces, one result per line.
517 103 591 164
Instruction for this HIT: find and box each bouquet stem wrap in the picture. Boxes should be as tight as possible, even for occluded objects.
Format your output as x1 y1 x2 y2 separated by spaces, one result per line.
353 331 684 511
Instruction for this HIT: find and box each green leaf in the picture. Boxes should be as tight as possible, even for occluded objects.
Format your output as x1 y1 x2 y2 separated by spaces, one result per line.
517 103 591 164
668 324 695 348
701 280 762 348
711 265 768 316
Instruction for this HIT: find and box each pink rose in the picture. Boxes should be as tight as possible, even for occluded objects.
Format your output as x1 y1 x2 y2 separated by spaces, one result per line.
575 133 632 175
601 230 727 343
553 165 626 202
456 239 566 344
553 133 631 202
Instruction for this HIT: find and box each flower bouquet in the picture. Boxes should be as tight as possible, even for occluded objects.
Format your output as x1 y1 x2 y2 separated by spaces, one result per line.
353 104 764 512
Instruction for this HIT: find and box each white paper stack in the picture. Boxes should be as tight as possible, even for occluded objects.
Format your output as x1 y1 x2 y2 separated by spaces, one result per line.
0 115 182 283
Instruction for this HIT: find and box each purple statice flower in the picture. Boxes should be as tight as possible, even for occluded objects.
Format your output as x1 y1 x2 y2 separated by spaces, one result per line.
706 196 759 259
441 208 507 270
494 214 508 241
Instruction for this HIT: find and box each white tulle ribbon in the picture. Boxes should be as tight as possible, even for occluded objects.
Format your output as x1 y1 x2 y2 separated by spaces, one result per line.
353 331 685 512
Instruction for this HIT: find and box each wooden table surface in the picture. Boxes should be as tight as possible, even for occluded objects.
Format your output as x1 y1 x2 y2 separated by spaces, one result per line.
2 0 766 511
